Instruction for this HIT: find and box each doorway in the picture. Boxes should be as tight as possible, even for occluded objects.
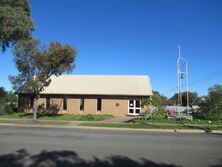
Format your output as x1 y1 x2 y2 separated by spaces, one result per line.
128 99 141 115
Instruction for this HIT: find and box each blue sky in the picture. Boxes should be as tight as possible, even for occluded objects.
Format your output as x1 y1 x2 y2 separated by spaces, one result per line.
0 0 222 97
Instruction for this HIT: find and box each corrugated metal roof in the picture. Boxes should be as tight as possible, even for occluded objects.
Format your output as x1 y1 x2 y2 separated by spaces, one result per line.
40 75 152 96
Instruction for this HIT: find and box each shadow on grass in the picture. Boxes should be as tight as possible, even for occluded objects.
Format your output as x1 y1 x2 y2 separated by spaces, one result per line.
0 149 181 167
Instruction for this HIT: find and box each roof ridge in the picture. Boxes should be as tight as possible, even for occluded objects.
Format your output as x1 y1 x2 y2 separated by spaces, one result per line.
54 74 149 77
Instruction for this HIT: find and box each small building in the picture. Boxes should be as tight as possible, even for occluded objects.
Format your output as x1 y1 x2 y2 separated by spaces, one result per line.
18 75 153 116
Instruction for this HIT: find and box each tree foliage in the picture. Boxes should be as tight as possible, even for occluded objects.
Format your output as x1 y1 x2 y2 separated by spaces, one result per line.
152 91 162 106
0 0 34 52
0 87 7 98
142 91 162 108
9 38 77 120
1 0 77 120
168 92 200 107
160 95 168 106
10 38 77 93
142 90 170 111
141 91 166 121
0 87 17 114
201 84 222 120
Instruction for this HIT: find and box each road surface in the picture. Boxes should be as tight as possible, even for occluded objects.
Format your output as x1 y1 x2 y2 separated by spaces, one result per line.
0 125 221 167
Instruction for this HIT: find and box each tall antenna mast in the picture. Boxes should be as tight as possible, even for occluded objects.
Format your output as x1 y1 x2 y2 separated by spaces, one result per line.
177 46 189 116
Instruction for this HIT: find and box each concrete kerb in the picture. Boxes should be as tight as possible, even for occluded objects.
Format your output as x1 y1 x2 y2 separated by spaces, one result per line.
0 122 222 134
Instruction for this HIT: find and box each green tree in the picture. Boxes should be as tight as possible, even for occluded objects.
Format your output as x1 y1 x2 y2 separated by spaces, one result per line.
141 91 165 123
182 92 200 107
0 87 7 114
0 87 17 114
4 91 17 103
0 0 34 52
141 90 169 112
9 38 77 120
168 92 199 107
201 84 222 120
0 87 7 98
141 97 152 109
160 95 168 106
152 91 162 106
141 90 164 114
142 91 162 109
166 96 177 106
147 91 169 106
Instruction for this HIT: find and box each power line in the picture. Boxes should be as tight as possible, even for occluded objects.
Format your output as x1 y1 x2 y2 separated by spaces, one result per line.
166 69 222 95
189 70 222 86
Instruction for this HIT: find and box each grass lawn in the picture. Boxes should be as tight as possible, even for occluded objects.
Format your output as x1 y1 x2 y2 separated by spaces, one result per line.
80 122 183 129
79 113 222 131
0 112 113 121
134 113 222 125
79 122 222 131
0 119 69 126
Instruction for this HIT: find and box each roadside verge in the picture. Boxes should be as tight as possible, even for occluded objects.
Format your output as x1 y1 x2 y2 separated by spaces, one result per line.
0 119 222 134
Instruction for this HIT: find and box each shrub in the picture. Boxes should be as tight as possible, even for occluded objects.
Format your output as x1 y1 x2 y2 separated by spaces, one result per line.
4 103 17 114
0 101 17 115
0 99 6 115
0 88 18 115
86 114 94 121
201 85 222 120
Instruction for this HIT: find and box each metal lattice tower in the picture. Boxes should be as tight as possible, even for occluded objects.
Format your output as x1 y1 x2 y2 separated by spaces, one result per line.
177 46 189 116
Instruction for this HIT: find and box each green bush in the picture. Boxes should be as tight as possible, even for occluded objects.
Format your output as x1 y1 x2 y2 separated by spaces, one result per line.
0 101 17 115
0 88 18 115
0 99 6 115
5 103 17 114
156 107 166 115
201 85 222 120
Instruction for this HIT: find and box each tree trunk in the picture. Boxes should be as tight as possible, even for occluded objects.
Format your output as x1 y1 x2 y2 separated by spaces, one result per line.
32 95 39 122
33 108 37 121
151 106 154 125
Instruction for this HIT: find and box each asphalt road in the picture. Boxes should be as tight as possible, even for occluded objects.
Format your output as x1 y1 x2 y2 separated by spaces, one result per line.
0 125 221 167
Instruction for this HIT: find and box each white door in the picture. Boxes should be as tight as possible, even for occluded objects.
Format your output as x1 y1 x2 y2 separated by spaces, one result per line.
128 99 141 115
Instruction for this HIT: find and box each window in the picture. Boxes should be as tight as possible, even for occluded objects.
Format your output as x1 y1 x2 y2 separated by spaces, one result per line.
129 109 134 113
136 100 140 107
97 98 102 111
80 98 84 111
129 100 134 107
135 109 140 113
63 97 67 110
46 97 50 110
